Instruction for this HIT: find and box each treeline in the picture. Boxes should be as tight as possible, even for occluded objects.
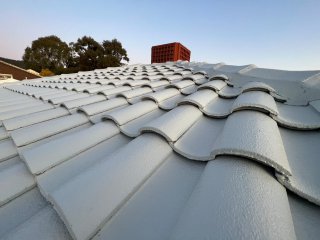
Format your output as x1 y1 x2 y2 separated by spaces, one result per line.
23 35 129 76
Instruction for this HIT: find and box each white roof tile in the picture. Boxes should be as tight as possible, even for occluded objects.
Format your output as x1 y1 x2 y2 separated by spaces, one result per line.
169 156 296 240
178 89 218 109
60 95 106 110
103 100 158 126
11 114 89 147
22 122 119 175
212 110 291 176
277 128 320 205
141 105 202 142
37 134 130 198
0 139 18 162
0 62 319 240
0 161 35 206
2 108 69 131
231 91 279 115
273 103 320 130
49 134 172 240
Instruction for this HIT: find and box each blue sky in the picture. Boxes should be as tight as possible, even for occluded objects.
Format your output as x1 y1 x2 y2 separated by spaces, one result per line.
1 0 319 70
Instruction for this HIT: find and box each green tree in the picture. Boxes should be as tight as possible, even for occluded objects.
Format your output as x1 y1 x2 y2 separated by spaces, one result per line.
71 36 105 71
23 35 70 74
23 35 129 74
102 39 129 66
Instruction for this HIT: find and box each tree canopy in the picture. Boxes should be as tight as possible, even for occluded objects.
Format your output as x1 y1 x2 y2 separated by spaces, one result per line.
23 35 70 74
23 35 129 75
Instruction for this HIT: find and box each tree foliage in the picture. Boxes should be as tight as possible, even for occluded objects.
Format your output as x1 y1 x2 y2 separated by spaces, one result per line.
102 39 129 64
23 35 129 75
71 36 105 71
23 35 69 74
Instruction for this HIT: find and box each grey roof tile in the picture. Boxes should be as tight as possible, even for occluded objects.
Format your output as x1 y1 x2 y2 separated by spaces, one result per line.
0 103 53 121
169 156 296 240
310 99 320 112
231 91 279 115
78 98 128 116
103 100 158 126
49 134 172 240
48 93 89 105
202 96 234 118
60 95 106 110
157 94 186 110
141 105 202 142
180 84 197 95
22 122 119 175
116 87 153 100
178 89 218 109
93 153 205 240
2 206 71 240
141 79 170 90
83 85 114 94
0 160 35 206
120 108 165 137
37 134 130 198
143 88 180 104
0 139 18 162
40 91 76 101
209 74 229 81
212 110 291 176
242 81 276 93
288 192 320 240
0 127 9 141
0 101 45 114
277 128 320 205
173 116 225 160
98 86 132 97
218 85 242 98
242 67 319 81
198 79 227 91
2 108 70 131
272 103 320 130
1 62 319 240
169 80 195 90
0 188 47 237
10 113 89 147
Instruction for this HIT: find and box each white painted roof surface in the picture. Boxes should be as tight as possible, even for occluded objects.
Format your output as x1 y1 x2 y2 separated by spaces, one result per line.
0 61 320 240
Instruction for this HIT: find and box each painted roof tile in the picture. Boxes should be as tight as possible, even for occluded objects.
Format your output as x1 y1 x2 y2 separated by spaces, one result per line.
22 122 119 175
49 134 172 240
11 113 89 147
231 91 279 115
272 103 320 130
1 61 319 240
141 105 202 142
212 110 291 176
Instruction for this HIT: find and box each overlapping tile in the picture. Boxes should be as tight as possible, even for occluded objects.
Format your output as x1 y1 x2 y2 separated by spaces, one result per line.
49 134 172 240
1 61 320 240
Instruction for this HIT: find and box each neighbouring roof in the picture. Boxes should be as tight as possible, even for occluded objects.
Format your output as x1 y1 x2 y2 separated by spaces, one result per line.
0 60 40 80
0 61 320 240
